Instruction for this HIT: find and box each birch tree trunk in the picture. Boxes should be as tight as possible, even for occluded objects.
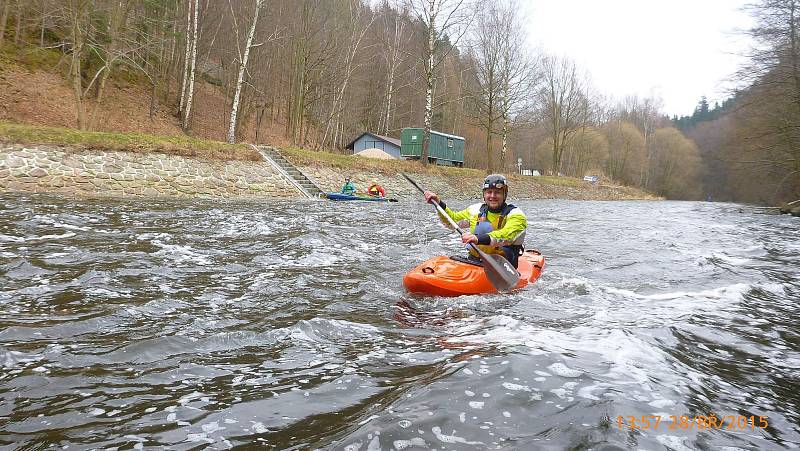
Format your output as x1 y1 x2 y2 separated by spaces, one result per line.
414 0 472 165
39 7 45 47
422 0 436 165
182 0 199 131
178 0 192 116
228 0 264 144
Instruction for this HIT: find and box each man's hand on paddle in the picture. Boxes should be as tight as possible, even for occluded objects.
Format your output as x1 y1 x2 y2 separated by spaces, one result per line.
461 232 478 244
423 191 440 204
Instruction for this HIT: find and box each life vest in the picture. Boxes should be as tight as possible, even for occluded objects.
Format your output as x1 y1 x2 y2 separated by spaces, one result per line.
368 184 385 197
468 202 525 257
477 203 516 229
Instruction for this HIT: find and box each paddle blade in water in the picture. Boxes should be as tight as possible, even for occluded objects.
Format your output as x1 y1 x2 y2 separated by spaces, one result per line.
476 248 519 293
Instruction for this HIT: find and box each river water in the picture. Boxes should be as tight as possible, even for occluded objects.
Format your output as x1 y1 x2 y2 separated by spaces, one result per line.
0 192 798 450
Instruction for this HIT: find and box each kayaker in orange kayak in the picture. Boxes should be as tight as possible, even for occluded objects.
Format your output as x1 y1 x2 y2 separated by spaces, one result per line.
423 174 527 268
367 182 386 198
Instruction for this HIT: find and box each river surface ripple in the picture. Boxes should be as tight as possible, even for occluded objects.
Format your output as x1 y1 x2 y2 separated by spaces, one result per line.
0 193 798 450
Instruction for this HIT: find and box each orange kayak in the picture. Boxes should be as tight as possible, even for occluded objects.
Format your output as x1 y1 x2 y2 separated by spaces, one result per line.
403 250 545 297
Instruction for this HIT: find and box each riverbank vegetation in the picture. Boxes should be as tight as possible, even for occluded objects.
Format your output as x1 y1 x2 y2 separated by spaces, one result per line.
0 0 795 204
671 1 800 205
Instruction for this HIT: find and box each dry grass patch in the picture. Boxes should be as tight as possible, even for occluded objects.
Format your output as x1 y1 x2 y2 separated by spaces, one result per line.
281 146 482 177
0 121 262 161
532 175 586 188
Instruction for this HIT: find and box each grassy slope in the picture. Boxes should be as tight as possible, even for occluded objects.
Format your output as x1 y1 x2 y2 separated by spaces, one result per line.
0 121 260 161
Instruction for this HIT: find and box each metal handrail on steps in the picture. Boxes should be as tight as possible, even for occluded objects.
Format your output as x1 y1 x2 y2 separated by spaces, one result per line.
250 144 318 199
260 146 325 195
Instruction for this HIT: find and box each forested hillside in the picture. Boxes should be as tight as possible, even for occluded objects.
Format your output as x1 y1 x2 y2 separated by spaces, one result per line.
0 0 796 204
672 1 800 205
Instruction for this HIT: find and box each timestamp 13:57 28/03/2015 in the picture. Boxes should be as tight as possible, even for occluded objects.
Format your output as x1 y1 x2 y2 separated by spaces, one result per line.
617 415 768 431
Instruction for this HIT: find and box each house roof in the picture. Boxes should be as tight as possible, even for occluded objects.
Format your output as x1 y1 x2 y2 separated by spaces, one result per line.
345 132 401 149
430 130 464 141
402 127 464 141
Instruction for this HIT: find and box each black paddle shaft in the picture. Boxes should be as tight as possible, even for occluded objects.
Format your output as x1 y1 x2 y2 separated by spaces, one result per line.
401 173 469 235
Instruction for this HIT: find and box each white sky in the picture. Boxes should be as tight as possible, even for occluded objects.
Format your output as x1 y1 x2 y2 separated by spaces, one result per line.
523 0 754 117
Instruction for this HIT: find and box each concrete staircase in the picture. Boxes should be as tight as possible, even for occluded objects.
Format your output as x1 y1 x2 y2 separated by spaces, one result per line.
253 145 325 199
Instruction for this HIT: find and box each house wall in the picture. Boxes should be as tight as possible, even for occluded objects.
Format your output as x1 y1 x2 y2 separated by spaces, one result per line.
352 136 401 159
400 128 464 166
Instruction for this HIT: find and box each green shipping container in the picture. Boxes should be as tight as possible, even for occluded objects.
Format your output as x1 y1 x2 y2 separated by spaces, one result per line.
401 128 465 166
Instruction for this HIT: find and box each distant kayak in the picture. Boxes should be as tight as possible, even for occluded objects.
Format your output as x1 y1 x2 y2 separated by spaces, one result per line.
404 250 545 297
325 193 396 202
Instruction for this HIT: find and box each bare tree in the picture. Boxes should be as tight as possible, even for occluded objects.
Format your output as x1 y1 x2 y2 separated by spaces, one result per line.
603 119 645 184
566 85 600 177
320 0 375 149
465 0 536 172
177 0 200 131
731 0 800 202
66 0 90 130
286 0 332 144
616 94 666 188
178 0 193 116
183 0 200 131
466 2 503 172
92 0 134 104
377 2 412 135
539 55 586 175
648 127 702 199
497 0 538 172
228 0 266 143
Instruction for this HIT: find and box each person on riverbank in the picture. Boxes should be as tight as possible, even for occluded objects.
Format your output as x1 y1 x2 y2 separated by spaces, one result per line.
367 182 386 198
424 174 527 268
340 177 356 196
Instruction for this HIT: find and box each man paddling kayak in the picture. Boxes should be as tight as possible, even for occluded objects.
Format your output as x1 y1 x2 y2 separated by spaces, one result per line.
424 174 527 268
340 177 356 196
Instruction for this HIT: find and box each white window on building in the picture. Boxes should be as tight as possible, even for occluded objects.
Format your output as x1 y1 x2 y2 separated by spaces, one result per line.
447 139 454 148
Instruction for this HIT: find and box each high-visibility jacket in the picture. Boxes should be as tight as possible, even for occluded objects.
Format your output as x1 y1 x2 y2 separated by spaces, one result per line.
440 202 526 255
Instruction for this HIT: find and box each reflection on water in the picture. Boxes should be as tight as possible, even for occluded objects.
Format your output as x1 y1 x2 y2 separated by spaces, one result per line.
0 193 798 449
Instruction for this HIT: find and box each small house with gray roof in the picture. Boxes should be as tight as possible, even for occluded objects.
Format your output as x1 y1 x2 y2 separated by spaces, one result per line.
346 132 402 159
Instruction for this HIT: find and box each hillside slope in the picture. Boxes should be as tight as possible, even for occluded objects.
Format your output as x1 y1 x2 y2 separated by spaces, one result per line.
0 48 289 147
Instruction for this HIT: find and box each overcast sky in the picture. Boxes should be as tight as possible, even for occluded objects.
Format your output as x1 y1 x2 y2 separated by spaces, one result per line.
523 0 754 117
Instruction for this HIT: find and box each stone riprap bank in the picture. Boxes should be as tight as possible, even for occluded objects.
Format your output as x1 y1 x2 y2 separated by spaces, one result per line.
0 143 660 201
300 165 660 202
0 144 300 198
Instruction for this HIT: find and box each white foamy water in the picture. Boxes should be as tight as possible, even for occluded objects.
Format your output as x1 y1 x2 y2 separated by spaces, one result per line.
0 195 797 450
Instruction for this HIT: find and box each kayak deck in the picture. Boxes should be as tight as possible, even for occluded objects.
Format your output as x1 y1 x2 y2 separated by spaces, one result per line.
403 250 545 297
